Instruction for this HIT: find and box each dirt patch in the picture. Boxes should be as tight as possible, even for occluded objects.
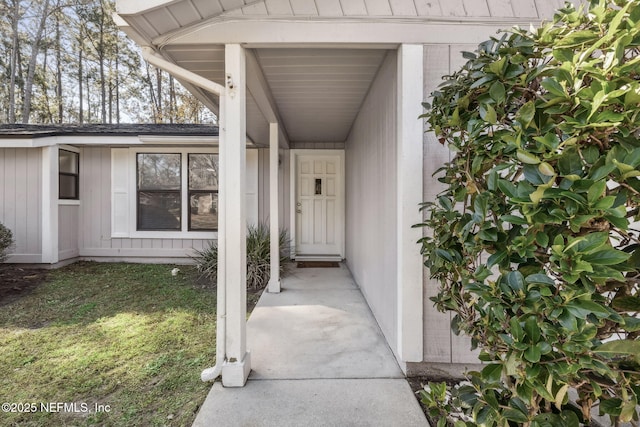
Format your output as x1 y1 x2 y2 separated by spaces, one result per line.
0 265 49 307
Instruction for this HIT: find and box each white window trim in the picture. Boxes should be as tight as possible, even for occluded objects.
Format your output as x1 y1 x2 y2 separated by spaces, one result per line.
129 147 218 239
58 145 80 203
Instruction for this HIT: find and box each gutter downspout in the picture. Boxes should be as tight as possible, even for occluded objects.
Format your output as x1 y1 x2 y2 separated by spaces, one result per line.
140 46 226 383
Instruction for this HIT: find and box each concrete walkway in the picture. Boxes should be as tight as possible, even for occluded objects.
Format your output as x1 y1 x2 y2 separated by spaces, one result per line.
193 263 428 426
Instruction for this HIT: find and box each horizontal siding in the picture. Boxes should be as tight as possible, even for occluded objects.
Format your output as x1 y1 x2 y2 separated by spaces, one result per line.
0 148 42 262
237 0 580 19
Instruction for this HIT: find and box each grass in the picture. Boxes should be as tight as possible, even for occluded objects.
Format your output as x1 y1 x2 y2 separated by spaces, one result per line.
0 262 218 426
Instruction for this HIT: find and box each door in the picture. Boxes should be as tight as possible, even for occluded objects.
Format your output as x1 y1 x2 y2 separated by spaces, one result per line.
294 152 344 258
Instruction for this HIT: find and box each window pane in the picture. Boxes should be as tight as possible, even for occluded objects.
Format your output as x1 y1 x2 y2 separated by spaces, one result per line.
138 191 181 230
60 175 78 199
138 153 181 190
59 150 78 174
189 154 218 190
190 192 217 230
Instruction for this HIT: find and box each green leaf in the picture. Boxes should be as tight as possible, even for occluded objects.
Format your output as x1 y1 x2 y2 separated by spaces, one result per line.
525 316 541 343
612 296 640 312
506 271 525 292
517 149 541 165
582 248 631 265
487 250 507 268
525 273 555 286
558 148 583 176
480 103 498 124
524 345 541 363
435 249 453 262
482 363 503 383
541 78 566 97
489 81 506 103
516 101 536 127
594 340 640 364
503 408 529 423
501 214 528 225
587 180 607 204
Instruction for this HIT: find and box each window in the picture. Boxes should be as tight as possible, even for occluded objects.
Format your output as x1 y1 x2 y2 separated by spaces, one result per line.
137 153 181 230
188 154 218 231
59 150 79 200
135 152 219 232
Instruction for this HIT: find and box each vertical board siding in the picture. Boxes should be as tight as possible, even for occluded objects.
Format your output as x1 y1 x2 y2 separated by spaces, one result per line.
257 147 292 238
58 205 79 260
345 50 399 354
0 148 42 262
422 44 481 364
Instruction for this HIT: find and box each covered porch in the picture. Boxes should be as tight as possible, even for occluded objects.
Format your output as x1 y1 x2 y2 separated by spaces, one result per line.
113 0 479 387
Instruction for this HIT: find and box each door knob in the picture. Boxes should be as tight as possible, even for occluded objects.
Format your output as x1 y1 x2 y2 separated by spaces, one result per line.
296 209 302 213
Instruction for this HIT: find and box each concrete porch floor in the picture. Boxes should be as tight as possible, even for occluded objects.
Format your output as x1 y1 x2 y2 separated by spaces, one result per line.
193 263 428 426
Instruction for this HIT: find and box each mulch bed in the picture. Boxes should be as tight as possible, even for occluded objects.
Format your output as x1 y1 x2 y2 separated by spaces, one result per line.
0 265 49 307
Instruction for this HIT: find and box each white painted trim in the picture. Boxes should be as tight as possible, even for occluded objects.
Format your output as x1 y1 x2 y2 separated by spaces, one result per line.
41 146 59 264
160 19 538 46
58 200 80 206
124 146 218 238
289 149 345 260
221 43 250 387
0 135 219 148
137 135 219 144
396 44 424 363
268 122 281 293
246 50 290 148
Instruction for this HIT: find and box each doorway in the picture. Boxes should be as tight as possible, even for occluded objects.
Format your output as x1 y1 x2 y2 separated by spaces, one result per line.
290 150 345 260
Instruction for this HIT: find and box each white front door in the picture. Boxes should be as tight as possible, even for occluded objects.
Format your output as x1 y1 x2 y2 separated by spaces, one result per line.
293 151 344 258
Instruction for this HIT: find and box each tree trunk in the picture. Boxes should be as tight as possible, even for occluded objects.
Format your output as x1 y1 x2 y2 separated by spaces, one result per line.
79 47 83 124
21 0 51 123
8 0 20 124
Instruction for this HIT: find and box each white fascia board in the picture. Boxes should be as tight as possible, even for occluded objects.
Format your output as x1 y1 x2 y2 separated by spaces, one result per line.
0 139 56 148
112 13 152 46
157 18 542 47
115 0 181 15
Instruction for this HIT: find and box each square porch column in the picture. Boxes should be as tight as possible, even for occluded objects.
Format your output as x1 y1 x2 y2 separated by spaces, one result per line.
268 122 281 293
396 44 424 364
221 43 251 387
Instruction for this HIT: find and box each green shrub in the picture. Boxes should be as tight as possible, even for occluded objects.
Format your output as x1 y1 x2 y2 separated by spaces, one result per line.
193 223 290 290
419 0 640 425
0 222 13 263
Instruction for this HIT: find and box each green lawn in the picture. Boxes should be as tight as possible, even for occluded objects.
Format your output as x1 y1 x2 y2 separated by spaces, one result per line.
0 262 218 426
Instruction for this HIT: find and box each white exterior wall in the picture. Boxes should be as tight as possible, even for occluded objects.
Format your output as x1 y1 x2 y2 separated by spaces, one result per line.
422 44 480 364
257 147 290 233
0 148 42 263
59 205 80 261
79 146 259 261
345 51 399 352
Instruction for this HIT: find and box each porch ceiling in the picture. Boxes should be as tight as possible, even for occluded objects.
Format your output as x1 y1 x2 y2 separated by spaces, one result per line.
160 44 388 146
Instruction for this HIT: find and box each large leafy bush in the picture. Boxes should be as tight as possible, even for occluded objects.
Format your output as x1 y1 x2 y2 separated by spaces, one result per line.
0 222 13 264
419 0 640 425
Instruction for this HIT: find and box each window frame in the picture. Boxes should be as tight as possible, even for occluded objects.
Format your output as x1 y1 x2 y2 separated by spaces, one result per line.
127 147 218 239
187 153 219 232
59 149 79 200
136 152 182 231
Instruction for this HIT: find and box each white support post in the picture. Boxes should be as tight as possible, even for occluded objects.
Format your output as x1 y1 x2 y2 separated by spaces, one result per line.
42 146 59 264
221 43 251 387
268 122 281 293
396 44 424 365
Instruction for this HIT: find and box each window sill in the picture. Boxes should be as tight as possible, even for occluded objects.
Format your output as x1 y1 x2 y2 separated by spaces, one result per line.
114 230 218 240
59 200 80 206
